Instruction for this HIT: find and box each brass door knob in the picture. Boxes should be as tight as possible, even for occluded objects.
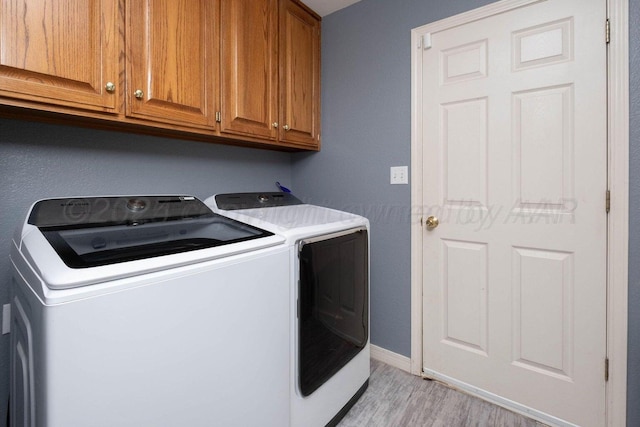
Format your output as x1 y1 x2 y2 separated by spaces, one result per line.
425 216 439 229
272 122 278 128
134 89 144 99
283 124 290 131
105 82 116 93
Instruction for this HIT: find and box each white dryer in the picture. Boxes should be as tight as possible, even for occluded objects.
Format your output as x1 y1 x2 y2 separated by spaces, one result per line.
10 195 291 427
206 192 370 427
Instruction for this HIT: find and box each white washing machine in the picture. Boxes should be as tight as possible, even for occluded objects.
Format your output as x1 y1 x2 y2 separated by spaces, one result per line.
10 195 291 427
206 192 370 427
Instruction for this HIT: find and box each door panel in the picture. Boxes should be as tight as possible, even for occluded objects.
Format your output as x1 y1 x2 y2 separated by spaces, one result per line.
441 239 488 355
512 247 574 379
513 85 574 210
442 98 488 207
420 1 606 425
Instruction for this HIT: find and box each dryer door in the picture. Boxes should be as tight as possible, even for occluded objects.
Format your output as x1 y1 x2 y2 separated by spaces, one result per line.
298 228 368 396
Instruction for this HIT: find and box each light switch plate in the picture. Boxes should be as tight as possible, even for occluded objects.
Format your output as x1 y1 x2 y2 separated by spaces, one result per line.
390 166 409 184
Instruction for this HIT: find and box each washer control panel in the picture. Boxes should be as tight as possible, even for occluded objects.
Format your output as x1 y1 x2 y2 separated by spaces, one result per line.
28 195 208 227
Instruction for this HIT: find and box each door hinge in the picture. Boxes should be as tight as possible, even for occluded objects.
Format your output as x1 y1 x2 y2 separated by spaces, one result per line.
215 111 221 123
605 19 610 44
606 190 611 213
605 358 609 382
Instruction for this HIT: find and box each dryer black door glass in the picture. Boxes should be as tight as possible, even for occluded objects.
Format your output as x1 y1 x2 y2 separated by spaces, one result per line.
298 229 368 397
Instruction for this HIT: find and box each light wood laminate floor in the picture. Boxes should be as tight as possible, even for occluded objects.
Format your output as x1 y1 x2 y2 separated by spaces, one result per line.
337 359 542 427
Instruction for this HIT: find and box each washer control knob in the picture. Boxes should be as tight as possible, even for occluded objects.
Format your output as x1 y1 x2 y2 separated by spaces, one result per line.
126 198 147 212
258 194 270 203
91 236 107 249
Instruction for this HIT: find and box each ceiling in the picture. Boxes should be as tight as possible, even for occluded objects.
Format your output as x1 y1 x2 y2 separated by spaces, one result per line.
303 0 362 17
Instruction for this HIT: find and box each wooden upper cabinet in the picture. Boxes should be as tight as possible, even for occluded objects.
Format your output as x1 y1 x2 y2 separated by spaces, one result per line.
0 0 120 112
220 0 278 140
279 0 320 148
221 0 320 149
126 0 218 129
0 0 320 150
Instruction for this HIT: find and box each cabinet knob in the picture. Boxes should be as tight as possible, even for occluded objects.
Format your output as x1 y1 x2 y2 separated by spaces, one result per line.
105 82 116 93
272 122 278 128
134 89 144 99
283 124 290 131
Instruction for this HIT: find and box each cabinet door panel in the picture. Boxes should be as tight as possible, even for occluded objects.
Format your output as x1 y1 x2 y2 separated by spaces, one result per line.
127 0 217 128
279 0 320 148
0 0 119 111
221 0 277 140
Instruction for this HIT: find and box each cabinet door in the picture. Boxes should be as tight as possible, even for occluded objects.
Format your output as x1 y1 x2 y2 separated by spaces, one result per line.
221 0 278 140
0 0 120 112
126 0 217 128
279 0 320 148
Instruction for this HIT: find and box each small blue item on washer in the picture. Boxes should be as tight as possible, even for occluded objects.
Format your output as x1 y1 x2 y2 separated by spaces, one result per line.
276 182 292 193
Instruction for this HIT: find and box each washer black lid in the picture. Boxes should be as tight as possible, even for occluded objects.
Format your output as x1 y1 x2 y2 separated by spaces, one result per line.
27 196 274 268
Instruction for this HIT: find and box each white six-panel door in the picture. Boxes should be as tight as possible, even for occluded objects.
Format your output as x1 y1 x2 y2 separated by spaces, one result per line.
418 1 607 425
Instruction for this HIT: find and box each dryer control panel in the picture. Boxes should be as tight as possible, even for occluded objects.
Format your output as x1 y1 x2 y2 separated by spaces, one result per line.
215 192 302 210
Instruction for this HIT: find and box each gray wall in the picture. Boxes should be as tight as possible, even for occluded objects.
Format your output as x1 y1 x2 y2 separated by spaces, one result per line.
292 0 640 424
0 117 293 424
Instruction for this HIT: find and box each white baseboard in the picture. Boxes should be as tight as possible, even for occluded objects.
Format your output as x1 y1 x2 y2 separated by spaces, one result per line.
370 344 412 373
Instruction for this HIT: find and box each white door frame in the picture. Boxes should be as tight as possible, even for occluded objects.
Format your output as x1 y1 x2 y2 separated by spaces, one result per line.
409 0 629 425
